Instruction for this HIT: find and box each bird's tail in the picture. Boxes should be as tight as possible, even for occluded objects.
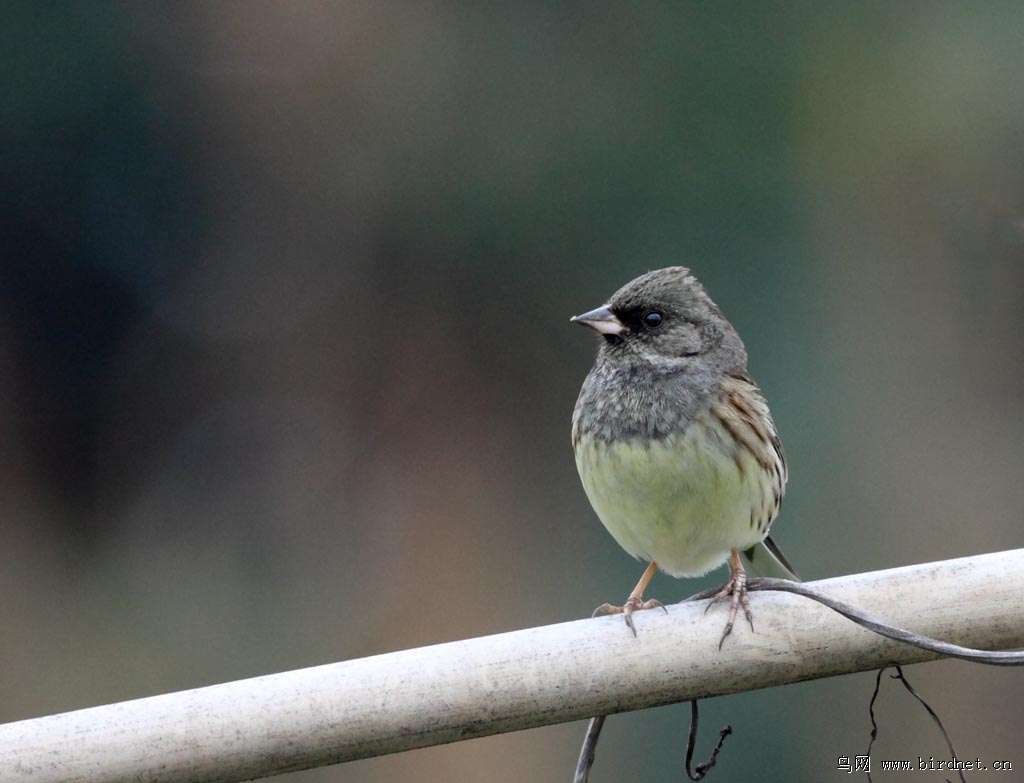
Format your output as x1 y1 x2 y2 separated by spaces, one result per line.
742 535 800 581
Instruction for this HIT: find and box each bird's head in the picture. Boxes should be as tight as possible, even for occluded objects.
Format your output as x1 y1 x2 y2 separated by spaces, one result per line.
571 266 747 374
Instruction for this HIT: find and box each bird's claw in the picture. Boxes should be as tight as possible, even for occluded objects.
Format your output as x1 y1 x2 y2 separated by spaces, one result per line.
593 596 668 636
705 561 753 648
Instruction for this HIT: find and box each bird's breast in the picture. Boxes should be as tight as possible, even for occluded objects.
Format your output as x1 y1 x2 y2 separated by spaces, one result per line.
573 409 779 577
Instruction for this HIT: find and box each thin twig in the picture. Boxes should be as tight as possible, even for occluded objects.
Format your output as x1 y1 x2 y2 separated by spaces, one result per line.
577 575 1024 781
573 716 605 783
865 668 884 782
683 700 732 781
687 578 1024 666
889 666 963 783
865 665 963 783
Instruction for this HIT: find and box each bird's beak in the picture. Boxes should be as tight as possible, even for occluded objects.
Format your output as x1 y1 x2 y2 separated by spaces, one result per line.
570 305 627 336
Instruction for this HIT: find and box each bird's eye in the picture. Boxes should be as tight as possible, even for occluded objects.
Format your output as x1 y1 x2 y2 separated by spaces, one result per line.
642 311 663 329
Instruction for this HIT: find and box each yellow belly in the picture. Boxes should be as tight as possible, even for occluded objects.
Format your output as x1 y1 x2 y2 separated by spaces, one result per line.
574 412 773 578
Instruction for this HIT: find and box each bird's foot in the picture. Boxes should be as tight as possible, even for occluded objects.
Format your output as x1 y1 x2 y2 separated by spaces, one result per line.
592 596 667 636
705 550 753 648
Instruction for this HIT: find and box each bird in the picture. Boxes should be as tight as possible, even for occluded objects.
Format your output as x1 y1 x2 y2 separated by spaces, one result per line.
570 266 797 644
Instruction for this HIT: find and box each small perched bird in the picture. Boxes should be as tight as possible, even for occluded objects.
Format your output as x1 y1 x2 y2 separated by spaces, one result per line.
571 267 797 643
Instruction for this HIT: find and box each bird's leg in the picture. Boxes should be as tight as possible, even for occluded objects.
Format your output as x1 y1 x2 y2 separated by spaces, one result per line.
592 561 667 636
705 548 753 648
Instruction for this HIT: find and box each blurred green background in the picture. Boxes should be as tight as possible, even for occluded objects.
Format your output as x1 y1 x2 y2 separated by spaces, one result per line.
2 3 1022 781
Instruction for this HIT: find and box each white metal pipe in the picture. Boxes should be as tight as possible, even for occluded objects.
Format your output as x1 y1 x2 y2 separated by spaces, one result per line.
2 549 1022 783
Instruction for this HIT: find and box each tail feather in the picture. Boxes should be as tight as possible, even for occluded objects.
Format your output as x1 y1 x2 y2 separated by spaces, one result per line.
742 535 800 581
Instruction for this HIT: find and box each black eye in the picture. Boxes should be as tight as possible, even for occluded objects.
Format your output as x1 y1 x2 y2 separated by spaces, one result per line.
642 311 663 329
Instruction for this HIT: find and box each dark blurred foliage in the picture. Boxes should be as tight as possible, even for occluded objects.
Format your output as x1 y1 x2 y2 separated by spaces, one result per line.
1 4 1022 782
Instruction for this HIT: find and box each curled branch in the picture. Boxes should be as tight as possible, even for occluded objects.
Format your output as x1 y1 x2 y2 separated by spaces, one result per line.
577 574 1024 780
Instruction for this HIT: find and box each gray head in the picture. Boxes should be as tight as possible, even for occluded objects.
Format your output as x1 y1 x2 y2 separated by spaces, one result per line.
571 267 747 375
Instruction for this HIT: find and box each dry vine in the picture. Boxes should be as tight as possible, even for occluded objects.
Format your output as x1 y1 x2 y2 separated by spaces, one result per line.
574 577 1024 781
